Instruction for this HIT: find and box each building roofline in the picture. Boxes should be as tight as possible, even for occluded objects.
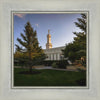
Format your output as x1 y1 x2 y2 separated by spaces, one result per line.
43 46 65 50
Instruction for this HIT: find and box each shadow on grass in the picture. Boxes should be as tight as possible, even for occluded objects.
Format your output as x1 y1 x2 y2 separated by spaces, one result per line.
76 78 86 86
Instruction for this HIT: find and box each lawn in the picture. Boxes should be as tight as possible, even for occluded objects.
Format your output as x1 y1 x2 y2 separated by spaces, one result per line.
14 68 86 86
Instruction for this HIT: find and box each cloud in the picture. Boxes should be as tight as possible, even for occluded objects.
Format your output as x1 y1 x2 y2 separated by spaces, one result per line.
14 13 26 18
35 24 39 27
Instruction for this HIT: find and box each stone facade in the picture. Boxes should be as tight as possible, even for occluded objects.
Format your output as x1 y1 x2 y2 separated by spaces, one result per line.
44 46 65 60
44 30 65 60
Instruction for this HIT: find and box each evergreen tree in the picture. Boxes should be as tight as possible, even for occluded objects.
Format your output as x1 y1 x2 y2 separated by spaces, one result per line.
74 14 87 33
63 14 87 64
73 14 86 62
14 22 46 73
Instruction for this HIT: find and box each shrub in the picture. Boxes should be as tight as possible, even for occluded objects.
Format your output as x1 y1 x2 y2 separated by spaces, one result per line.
43 60 69 68
52 62 58 68
57 60 69 69
77 68 86 72
43 60 59 66
43 60 54 66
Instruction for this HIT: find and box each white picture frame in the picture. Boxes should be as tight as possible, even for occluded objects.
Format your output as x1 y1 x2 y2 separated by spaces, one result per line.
0 0 100 100
12 11 89 89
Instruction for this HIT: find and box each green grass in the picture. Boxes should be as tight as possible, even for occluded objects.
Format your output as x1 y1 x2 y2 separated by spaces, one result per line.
14 68 86 86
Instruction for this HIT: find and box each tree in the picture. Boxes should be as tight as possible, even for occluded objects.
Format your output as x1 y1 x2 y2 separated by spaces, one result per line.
74 14 87 33
73 14 87 63
14 22 46 73
63 42 82 63
63 14 87 64
73 14 87 54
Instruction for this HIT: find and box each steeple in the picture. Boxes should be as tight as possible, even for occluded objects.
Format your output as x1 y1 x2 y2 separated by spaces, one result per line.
46 30 52 49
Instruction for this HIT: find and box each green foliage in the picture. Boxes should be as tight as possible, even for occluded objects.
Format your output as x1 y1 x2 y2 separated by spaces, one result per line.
43 60 69 68
57 60 68 69
63 14 86 63
63 43 83 62
14 22 46 72
43 60 54 66
52 62 58 68
74 14 87 33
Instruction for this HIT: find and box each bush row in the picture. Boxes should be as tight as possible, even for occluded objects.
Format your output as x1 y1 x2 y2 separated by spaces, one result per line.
14 59 44 66
44 60 69 69
14 60 69 69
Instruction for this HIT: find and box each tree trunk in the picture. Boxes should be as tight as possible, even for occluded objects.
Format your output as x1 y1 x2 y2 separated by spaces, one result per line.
29 50 32 73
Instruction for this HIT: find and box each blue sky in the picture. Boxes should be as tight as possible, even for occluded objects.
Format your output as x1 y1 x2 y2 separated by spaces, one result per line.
14 13 82 51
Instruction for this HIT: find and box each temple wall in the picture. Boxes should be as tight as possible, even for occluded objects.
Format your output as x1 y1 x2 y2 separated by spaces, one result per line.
44 46 65 60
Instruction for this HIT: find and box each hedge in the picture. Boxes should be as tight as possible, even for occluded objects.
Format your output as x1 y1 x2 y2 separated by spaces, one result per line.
43 60 69 69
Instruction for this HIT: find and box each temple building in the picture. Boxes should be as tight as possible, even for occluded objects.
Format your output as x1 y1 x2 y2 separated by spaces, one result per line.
44 30 65 60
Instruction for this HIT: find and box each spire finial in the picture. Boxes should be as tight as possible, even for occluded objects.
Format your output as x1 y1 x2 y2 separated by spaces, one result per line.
48 29 50 34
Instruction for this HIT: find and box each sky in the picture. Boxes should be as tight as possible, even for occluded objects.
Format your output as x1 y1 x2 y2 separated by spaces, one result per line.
14 13 82 52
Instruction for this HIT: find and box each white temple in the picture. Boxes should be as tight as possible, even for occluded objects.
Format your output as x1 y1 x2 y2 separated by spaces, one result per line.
44 30 65 60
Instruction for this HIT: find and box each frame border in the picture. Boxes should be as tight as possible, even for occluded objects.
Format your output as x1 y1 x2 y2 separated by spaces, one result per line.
11 11 89 89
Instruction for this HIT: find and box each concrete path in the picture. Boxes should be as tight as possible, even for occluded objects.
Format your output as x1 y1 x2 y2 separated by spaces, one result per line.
34 66 78 72
35 66 52 69
14 65 85 72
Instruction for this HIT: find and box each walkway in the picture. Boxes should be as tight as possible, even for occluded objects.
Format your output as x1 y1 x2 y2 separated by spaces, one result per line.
34 66 78 71
14 65 86 72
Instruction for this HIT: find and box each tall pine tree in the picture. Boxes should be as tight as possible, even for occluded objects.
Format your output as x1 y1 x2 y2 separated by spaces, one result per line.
14 22 46 73
73 14 86 61
74 14 87 33
63 14 87 64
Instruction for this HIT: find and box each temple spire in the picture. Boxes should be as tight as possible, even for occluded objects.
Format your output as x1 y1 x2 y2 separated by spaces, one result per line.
46 30 52 49
48 29 50 34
